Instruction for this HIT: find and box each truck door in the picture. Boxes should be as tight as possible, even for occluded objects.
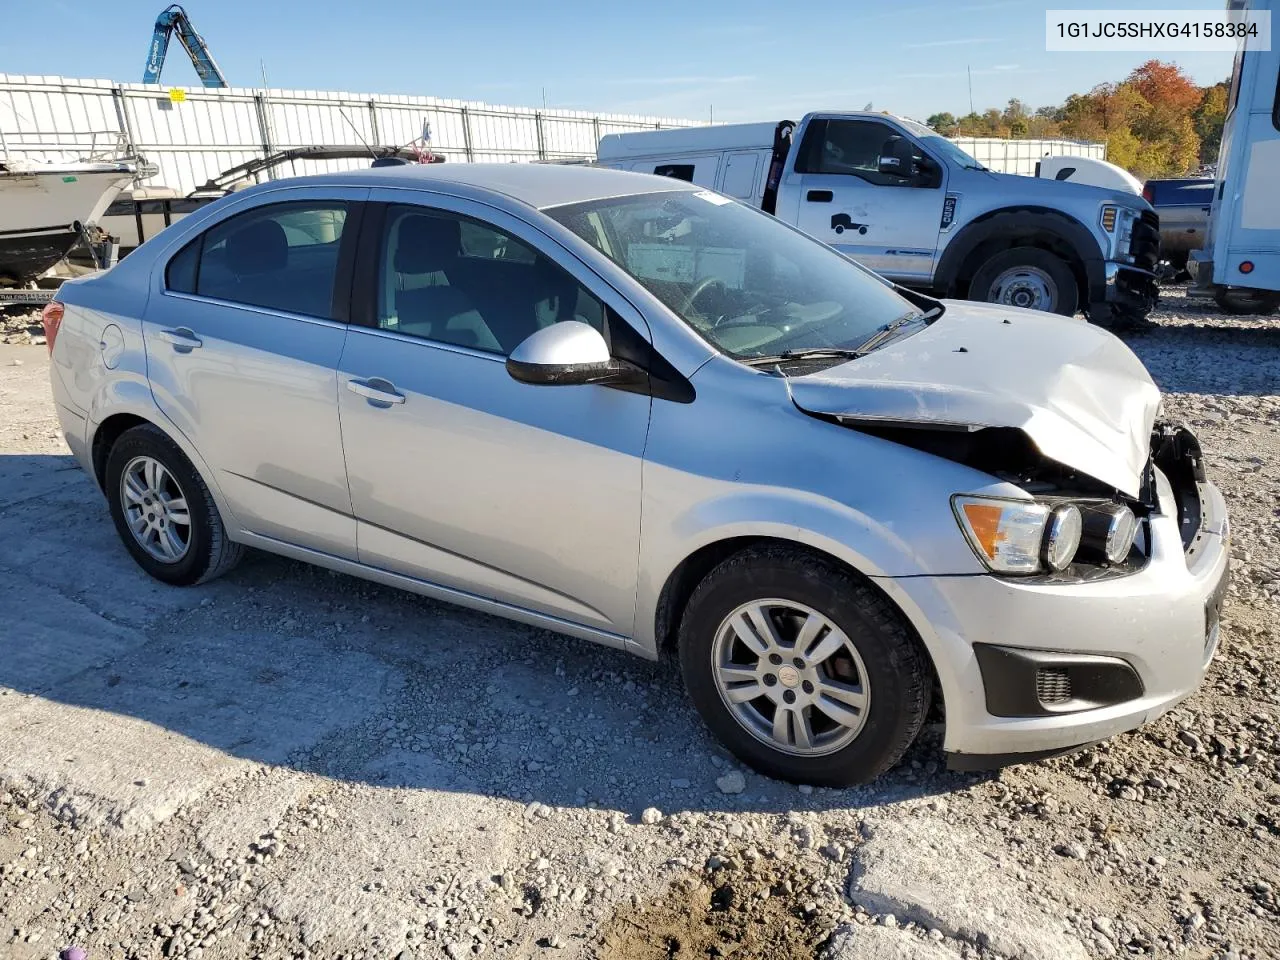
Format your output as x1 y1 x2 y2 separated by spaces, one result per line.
783 117 946 283
720 151 765 202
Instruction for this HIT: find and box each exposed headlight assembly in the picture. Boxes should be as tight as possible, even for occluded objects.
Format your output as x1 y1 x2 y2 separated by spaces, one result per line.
1101 205 1138 264
954 496 1138 575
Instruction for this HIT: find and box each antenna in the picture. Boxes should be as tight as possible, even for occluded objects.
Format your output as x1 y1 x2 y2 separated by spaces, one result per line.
338 107 377 161
968 65 975 115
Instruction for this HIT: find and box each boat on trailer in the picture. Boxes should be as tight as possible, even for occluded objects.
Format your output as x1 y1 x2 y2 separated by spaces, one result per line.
0 157 139 284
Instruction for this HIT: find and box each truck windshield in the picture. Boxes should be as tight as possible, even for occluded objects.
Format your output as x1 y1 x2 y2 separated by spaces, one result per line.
897 118 988 171
545 190 923 361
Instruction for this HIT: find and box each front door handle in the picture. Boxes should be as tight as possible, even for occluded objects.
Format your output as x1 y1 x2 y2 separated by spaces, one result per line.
347 377 406 405
158 327 202 350
806 190 833 202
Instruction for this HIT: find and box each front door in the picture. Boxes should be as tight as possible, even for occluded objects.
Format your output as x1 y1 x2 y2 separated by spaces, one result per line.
142 189 366 558
336 196 651 636
784 117 946 283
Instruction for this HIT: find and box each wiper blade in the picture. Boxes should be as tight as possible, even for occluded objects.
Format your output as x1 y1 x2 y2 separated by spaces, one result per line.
850 311 925 355
741 347 866 367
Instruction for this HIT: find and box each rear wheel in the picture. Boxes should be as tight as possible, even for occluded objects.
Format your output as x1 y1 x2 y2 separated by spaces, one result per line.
678 546 932 786
969 246 1078 316
1213 287 1280 316
105 424 243 585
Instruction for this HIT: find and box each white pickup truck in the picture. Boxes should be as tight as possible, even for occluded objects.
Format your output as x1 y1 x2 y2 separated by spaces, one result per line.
597 113 1159 325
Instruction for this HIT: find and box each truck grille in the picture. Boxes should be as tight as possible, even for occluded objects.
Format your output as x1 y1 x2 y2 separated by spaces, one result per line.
1036 668 1073 705
1130 211 1161 272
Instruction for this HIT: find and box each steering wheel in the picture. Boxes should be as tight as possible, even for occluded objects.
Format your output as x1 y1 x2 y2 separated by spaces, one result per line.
679 276 727 319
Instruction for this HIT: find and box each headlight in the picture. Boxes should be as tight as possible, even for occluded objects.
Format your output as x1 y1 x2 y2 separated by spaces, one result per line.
953 496 1086 575
1043 504 1083 572
1104 507 1139 563
953 496 1051 574
1078 503 1139 564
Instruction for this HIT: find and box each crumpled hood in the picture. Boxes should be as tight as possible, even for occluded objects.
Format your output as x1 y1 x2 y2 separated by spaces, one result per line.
788 302 1161 497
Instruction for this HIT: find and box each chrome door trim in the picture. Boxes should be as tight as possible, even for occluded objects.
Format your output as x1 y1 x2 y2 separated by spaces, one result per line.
160 290 355 332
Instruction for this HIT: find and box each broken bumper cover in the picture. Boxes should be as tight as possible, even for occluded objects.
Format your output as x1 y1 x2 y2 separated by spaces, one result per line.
1101 261 1159 314
877 474 1229 766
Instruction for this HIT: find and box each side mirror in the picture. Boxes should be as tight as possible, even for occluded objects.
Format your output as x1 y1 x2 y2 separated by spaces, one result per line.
877 135 917 178
506 321 639 387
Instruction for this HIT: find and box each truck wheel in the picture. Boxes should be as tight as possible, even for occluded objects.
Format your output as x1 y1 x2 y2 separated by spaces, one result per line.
677 545 932 786
969 247 1078 315
1213 287 1280 316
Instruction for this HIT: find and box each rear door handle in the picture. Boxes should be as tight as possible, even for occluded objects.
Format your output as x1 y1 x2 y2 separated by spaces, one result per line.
806 190 833 202
158 327 202 350
347 377 406 405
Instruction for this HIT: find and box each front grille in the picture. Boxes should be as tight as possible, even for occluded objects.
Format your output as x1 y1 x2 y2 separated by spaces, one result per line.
1129 211 1161 272
1036 668 1073 705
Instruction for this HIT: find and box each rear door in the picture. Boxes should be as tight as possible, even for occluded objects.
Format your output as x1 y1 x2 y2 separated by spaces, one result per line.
783 117 946 282
720 151 765 202
143 187 367 558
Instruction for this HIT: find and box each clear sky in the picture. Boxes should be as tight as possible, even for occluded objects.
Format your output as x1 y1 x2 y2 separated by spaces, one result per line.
1 0 1237 122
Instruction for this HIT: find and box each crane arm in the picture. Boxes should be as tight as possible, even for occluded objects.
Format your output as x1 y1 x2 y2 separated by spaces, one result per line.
141 5 227 88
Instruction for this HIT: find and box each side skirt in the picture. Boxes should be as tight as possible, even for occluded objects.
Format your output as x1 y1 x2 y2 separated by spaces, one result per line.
236 530 635 654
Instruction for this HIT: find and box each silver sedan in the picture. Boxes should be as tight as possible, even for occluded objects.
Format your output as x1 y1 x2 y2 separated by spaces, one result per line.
42 163 1229 785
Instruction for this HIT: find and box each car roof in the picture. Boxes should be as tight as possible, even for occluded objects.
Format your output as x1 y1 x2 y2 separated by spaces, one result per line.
263 162 697 211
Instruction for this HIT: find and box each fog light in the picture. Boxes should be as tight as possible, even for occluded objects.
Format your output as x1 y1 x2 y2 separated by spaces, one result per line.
1104 506 1139 563
1042 504 1082 572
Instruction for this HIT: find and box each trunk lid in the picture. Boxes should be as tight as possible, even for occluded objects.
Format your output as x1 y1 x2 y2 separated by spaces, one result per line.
787 302 1160 497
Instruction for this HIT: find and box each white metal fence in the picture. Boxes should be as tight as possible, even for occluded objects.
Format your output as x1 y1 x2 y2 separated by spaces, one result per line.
0 75 1107 194
0 74 698 194
952 136 1107 175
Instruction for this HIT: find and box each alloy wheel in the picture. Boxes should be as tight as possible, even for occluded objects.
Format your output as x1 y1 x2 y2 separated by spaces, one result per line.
119 455 192 563
710 599 871 757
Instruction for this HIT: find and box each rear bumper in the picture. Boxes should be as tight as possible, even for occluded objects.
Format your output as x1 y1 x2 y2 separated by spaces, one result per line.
879 475 1229 763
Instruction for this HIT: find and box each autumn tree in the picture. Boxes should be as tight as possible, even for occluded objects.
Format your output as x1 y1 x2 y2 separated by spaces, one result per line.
1194 82 1230 165
932 60 1224 176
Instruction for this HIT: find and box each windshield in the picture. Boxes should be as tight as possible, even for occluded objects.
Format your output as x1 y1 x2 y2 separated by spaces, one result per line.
544 190 921 360
897 118 986 170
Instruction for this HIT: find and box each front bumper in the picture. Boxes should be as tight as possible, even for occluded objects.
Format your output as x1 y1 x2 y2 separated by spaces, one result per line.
877 471 1229 764
1101 261 1159 313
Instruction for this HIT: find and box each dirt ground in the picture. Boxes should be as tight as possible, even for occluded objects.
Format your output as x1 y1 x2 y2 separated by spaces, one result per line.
2 290 1278 960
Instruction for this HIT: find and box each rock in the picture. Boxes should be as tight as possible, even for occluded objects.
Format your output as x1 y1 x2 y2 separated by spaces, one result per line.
847 820 1089 960
715 771 746 795
1055 842 1087 860
824 923 964 960
640 807 663 825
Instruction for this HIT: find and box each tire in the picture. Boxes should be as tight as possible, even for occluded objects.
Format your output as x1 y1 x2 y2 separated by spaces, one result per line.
969 246 1079 316
1213 287 1280 316
104 424 243 586
677 545 932 786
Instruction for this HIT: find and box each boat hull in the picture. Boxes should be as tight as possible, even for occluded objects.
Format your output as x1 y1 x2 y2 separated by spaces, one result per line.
0 225 80 282
0 164 135 282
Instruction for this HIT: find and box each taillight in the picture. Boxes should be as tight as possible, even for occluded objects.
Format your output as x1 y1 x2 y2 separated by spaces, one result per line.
41 300 65 355
1141 185 1154 204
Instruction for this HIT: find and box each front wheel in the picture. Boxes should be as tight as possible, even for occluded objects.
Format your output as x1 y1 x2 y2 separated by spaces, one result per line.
969 246 1079 316
677 546 932 786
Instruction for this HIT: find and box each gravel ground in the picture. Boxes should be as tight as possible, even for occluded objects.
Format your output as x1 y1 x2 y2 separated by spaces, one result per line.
1 288 1277 960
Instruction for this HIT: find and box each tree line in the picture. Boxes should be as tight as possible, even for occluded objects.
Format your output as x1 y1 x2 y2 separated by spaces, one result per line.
926 60 1228 180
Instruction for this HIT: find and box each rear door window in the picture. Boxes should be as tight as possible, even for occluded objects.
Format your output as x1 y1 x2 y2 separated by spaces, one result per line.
178 202 350 319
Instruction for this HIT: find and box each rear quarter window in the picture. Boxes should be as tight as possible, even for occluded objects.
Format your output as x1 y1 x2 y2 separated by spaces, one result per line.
166 238 200 294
